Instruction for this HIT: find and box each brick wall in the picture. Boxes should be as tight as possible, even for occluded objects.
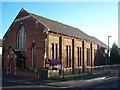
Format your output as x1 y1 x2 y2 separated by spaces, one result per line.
47 32 99 71
3 9 105 75
48 33 60 59
3 10 46 69
74 39 82 68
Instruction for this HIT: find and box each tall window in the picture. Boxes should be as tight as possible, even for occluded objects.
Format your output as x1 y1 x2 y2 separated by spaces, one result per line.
77 47 79 66
31 45 35 68
94 49 97 58
69 45 71 67
66 45 71 67
17 26 26 49
55 43 58 59
66 45 69 67
51 43 58 59
87 48 91 66
77 47 82 66
31 43 36 67
52 43 54 59
80 47 82 66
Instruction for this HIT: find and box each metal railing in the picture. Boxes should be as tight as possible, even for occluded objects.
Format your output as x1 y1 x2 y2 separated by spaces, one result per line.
48 64 119 80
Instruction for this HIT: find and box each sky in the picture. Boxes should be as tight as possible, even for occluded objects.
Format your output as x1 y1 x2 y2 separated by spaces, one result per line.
1 0 119 2
1 2 118 48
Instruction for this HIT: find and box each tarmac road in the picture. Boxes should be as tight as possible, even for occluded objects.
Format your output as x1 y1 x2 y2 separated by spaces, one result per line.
70 76 119 89
2 69 120 90
2 76 120 90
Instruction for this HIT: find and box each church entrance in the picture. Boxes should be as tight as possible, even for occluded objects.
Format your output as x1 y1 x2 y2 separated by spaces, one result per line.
8 58 15 75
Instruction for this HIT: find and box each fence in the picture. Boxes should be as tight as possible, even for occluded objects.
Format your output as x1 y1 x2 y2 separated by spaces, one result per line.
3 64 119 80
47 64 119 80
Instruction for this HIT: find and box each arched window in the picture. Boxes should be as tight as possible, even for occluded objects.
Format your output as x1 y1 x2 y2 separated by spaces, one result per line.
17 26 26 49
31 44 35 68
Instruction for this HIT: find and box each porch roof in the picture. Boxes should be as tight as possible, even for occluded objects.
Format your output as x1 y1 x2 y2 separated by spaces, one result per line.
14 50 26 59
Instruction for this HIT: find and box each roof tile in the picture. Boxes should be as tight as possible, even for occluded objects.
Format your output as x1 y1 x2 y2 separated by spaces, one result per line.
30 12 107 48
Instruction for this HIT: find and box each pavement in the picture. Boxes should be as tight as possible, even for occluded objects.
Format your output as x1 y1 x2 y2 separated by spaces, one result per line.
2 69 120 89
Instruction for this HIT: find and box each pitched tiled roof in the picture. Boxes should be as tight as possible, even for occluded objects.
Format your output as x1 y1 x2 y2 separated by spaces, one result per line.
29 12 107 48
89 36 107 48
0 39 2 47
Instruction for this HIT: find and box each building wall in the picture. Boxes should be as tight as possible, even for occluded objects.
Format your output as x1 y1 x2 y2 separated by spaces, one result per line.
74 39 82 68
92 43 97 67
62 36 72 69
85 41 90 68
48 33 60 59
47 32 100 71
2 9 106 73
3 10 46 69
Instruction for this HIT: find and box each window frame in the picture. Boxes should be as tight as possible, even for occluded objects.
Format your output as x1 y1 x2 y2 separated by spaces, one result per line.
17 26 26 50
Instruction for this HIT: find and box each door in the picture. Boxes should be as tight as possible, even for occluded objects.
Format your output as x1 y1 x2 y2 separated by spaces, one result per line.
8 58 14 75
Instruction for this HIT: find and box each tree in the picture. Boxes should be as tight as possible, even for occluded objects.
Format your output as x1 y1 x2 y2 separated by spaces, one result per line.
110 42 120 64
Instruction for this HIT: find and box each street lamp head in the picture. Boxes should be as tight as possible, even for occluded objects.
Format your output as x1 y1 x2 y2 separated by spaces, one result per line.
108 36 112 38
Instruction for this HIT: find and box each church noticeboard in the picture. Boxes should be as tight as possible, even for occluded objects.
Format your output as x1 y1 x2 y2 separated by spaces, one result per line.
45 59 61 70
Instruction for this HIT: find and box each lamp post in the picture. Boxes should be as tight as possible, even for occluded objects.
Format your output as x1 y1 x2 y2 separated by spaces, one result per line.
108 36 112 64
106 35 111 74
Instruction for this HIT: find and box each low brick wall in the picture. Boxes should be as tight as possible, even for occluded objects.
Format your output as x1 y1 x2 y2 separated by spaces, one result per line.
2 67 7 76
16 69 38 79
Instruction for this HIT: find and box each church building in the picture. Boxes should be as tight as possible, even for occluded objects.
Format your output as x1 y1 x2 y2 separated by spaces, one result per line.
2 8 108 76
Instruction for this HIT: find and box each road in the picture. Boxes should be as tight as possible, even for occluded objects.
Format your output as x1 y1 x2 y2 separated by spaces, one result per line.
2 76 120 90
70 76 119 89
2 68 120 90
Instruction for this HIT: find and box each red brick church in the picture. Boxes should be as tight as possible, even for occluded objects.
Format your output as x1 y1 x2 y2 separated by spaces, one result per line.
2 8 108 76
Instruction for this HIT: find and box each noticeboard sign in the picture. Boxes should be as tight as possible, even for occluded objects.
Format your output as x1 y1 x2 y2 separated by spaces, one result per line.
57 64 61 70
45 59 61 70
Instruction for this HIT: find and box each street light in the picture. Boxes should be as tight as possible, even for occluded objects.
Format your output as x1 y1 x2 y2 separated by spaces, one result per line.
108 35 112 64
106 35 111 74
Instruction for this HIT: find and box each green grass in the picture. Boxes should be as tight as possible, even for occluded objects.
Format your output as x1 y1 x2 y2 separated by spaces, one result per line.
48 70 104 81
